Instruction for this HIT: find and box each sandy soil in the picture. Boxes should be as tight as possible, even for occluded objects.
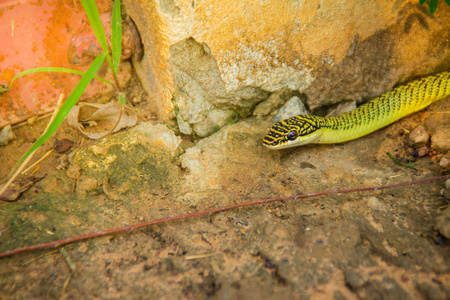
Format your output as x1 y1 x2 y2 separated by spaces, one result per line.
0 95 449 299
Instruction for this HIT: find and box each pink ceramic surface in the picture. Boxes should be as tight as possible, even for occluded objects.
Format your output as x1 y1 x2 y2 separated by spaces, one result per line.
0 0 111 128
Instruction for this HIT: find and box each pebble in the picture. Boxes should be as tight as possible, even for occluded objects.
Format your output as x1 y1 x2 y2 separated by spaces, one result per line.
439 156 450 169
413 147 428 158
56 154 70 170
253 88 297 117
0 125 16 146
344 269 367 289
407 126 429 147
366 196 388 212
272 96 309 122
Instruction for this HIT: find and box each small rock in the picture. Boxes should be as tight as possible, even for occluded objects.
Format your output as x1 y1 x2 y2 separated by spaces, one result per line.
445 179 450 190
66 164 82 180
253 88 298 117
0 125 16 146
131 97 141 105
413 147 428 158
192 108 238 138
176 114 192 135
438 156 450 169
344 269 367 289
54 139 74 153
56 154 70 170
272 96 309 122
435 206 450 238
442 189 450 200
27 116 38 125
326 101 357 117
430 125 450 151
366 196 388 212
407 126 429 147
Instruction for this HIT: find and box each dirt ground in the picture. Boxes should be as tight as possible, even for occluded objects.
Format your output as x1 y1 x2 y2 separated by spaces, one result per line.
0 94 449 299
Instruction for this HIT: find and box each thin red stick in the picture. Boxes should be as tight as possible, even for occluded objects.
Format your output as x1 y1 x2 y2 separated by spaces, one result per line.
1 174 449 259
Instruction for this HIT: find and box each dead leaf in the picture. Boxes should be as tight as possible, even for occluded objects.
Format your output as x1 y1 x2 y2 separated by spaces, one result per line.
0 174 46 202
67 102 137 139
54 139 74 153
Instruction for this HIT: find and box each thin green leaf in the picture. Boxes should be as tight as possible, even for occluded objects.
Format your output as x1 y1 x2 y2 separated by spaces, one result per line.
111 0 122 74
119 93 126 104
386 152 416 168
9 67 112 88
386 152 403 166
10 53 107 173
419 0 427 4
80 0 109 54
429 0 438 13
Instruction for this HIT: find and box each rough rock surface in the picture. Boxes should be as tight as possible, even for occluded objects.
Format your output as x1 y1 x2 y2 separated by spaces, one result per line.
435 206 450 239
2 1 450 299
124 0 450 123
1 105 449 298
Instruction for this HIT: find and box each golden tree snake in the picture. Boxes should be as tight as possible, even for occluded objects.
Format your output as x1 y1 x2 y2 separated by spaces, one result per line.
263 72 450 150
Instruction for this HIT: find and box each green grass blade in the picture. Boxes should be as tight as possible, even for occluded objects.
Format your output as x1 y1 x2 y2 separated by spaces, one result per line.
9 67 113 88
10 53 107 173
111 0 122 74
119 93 126 104
80 0 109 54
419 0 426 4
429 0 438 13
386 152 416 168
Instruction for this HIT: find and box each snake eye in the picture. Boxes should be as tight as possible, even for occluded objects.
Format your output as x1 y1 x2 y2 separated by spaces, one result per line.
287 131 297 140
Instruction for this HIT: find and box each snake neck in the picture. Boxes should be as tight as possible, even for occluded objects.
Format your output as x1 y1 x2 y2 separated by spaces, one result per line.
316 71 450 144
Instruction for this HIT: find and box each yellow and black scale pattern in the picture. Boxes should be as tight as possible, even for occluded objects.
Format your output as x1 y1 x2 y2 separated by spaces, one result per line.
263 72 450 149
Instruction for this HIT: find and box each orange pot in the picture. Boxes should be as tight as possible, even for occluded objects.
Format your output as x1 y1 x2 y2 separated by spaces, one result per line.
0 0 111 128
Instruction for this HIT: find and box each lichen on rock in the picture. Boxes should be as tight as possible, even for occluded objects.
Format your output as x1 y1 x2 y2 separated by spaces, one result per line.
72 122 182 196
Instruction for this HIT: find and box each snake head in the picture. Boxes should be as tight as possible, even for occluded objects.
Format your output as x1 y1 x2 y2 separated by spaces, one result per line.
262 115 323 149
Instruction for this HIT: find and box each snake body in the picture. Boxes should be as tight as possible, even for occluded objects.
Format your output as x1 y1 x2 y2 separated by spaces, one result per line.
263 72 450 150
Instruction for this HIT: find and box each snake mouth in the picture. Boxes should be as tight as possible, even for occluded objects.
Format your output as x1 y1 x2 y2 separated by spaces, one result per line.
262 135 284 148
262 138 278 147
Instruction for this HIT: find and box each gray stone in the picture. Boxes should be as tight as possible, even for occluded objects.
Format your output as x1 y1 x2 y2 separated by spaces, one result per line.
192 108 239 138
169 38 264 137
272 96 309 122
344 269 367 289
253 89 300 117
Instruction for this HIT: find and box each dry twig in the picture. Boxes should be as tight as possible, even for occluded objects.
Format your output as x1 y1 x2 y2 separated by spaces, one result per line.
0 174 448 259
